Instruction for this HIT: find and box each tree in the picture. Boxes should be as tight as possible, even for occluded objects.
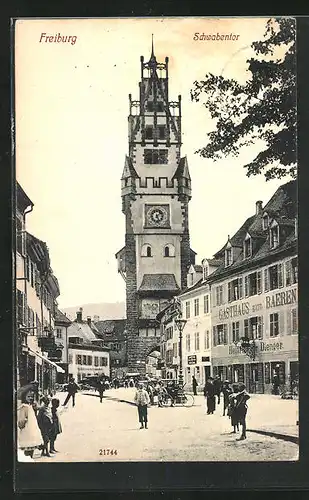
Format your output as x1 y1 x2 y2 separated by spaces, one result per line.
190 18 296 181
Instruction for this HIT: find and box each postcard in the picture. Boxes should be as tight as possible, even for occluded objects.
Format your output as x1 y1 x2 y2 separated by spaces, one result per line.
14 16 298 473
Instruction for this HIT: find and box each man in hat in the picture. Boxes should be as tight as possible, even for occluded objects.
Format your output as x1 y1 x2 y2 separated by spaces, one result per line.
203 377 216 414
62 375 79 407
134 382 150 429
222 380 233 416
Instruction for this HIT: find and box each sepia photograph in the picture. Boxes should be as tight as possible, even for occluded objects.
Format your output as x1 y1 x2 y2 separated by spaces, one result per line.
14 16 298 466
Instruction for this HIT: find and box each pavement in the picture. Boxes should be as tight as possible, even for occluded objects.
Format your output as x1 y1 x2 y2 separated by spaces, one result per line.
105 389 299 442
29 388 298 463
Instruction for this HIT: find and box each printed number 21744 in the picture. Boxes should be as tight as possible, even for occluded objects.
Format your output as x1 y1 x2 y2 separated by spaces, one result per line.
99 449 118 456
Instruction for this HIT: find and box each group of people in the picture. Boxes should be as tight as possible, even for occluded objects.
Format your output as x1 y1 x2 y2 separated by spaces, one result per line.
17 381 63 459
203 376 250 440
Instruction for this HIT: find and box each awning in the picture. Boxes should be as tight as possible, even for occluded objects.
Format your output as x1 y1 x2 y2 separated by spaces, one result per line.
28 347 65 373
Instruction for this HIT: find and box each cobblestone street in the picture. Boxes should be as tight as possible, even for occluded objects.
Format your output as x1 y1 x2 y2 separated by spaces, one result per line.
32 389 298 462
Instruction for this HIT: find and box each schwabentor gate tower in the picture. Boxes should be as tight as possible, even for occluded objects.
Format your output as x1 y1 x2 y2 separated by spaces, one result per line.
116 40 195 373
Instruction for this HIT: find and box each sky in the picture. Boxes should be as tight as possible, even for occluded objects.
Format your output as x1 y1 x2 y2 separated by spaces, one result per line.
15 17 293 309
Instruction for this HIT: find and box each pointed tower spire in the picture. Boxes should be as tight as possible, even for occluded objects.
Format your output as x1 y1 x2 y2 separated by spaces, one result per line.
149 34 157 67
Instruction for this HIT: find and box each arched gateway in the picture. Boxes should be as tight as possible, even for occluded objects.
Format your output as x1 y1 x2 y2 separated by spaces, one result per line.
116 40 194 374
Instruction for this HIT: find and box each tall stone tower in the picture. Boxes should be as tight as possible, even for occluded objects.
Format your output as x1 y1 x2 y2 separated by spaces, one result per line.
116 40 195 373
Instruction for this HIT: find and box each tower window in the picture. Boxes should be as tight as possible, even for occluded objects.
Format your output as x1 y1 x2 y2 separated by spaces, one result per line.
145 126 153 139
147 101 154 112
141 244 152 257
158 125 166 139
144 149 168 164
164 244 175 257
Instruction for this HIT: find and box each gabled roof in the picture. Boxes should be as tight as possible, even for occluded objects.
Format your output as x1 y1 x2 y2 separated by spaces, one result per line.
17 183 34 213
172 156 191 180
55 308 72 325
67 321 100 345
121 155 139 179
209 180 297 280
139 274 180 292
95 319 126 339
203 258 222 267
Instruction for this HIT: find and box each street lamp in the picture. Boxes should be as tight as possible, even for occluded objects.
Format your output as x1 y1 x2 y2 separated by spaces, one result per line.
234 336 257 361
174 318 187 387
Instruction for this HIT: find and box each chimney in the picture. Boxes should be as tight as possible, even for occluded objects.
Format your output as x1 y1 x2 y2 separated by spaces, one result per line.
76 307 83 322
256 200 263 215
87 316 92 327
93 315 100 323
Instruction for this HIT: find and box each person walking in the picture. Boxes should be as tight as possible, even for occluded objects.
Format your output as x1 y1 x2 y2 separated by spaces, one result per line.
213 375 222 405
62 376 79 407
37 396 53 457
146 383 154 405
222 380 232 416
17 382 43 459
49 398 62 453
134 382 150 429
203 377 216 414
227 384 240 433
234 383 250 440
97 379 105 403
192 375 198 396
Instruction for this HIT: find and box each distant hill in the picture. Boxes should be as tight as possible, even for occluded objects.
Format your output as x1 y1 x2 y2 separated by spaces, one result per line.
62 302 126 321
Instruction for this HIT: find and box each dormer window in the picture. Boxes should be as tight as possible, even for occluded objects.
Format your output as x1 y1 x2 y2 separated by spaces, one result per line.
203 265 209 281
270 223 279 249
244 235 252 259
262 213 269 230
225 246 233 267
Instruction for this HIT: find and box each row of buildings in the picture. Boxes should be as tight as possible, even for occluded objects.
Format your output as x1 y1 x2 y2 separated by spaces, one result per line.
15 183 113 394
157 180 298 394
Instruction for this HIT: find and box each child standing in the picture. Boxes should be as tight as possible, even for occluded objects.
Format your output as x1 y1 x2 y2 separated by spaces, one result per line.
234 383 250 440
37 396 53 457
50 398 62 453
134 382 150 429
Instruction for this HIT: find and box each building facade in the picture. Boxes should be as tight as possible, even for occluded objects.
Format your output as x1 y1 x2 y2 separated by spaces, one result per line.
94 319 128 379
209 181 298 394
67 309 110 382
54 308 72 383
15 182 64 393
116 41 194 373
179 260 220 389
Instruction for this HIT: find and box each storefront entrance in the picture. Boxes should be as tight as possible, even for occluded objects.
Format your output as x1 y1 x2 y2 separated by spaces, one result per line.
232 364 244 384
246 362 264 394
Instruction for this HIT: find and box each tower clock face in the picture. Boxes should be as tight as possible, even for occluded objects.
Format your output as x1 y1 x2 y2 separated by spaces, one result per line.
145 205 170 227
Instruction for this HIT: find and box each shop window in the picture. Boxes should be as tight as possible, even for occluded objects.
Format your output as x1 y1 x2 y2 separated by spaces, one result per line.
232 321 240 343
203 294 210 314
285 257 298 286
244 316 263 339
270 313 279 337
228 277 243 302
194 298 200 316
185 301 191 319
264 362 270 384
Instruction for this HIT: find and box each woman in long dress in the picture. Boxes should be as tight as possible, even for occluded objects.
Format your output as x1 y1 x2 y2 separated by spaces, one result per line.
17 384 43 459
